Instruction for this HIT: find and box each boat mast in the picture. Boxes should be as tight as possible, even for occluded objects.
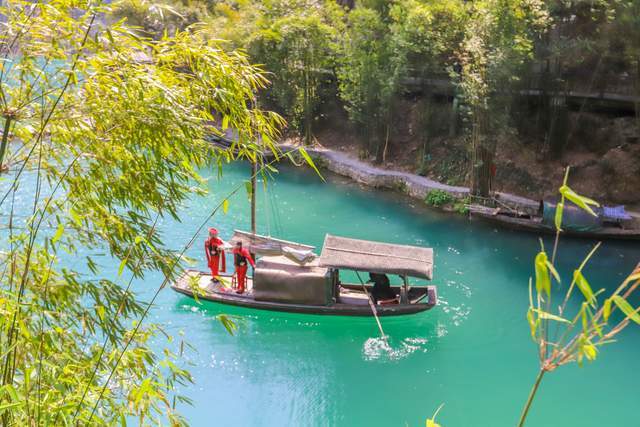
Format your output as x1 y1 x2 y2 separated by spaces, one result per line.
251 160 257 235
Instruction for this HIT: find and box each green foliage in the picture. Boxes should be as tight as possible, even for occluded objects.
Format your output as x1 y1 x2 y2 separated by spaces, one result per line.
0 0 283 424
425 189 454 207
452 196 470 215
458 0 549 108
147 0 640 189
336 6 395 160
457 0 549 197
248 7 342 144
112 0 211 38
200 0 345 145
389 0 466 77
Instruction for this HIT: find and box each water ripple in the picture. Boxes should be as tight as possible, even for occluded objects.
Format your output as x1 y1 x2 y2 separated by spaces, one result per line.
362 336 431 361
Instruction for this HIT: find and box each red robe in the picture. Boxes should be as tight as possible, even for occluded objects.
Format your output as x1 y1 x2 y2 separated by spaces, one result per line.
232 247 255 293
205 237 226 276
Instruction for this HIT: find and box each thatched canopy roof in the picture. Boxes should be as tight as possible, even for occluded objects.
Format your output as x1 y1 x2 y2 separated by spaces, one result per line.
318 235 433 279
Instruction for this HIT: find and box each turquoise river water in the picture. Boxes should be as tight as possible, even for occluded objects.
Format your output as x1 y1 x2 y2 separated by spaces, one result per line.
139 163 638 427
21 162 640 426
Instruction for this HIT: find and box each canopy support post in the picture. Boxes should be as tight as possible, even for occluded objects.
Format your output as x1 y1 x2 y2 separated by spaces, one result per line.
401 275 409 304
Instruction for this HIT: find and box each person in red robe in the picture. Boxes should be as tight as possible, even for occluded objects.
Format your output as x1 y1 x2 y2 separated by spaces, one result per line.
232 241 255 294
205 228 226 280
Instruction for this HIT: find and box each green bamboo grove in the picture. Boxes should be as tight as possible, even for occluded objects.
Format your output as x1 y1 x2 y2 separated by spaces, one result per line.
115 0 640 197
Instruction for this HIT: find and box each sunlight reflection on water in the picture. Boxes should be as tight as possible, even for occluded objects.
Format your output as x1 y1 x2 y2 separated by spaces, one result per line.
362 335 433 361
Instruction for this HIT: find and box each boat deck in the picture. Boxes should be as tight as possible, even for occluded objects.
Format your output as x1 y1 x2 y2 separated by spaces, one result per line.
171 269 437 317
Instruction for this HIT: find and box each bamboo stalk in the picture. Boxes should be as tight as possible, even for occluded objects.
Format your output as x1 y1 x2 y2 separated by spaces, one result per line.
517 369 546 427
0 115 13 171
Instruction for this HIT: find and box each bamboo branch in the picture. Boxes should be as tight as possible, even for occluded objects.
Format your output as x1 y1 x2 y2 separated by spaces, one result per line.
0 115 13 171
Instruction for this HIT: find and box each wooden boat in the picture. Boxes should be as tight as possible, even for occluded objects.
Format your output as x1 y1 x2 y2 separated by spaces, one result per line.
468 203 640 241
172 234 438 317
172 155 437 316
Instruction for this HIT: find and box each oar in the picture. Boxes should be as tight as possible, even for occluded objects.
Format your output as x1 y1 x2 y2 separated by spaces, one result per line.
355 271 387 342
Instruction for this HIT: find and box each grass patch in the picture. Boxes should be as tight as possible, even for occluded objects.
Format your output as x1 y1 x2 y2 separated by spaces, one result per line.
425 189 454 207
453 196 471 214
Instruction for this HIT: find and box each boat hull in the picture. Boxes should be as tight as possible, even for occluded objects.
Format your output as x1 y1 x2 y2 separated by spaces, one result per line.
171 270 437 317
469 210 640 241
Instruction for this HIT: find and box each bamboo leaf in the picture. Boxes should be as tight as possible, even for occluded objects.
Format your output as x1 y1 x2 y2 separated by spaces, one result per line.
70 208 82 226
298 147 323 180
573 270 595 307
5 384 17 401
106 27 114 44
554 200 564 231
96 305 105 322
581 340 597 361
244 181 253 201
0 402 21 412
52 223 65 243
612 296 640 324
217 314 237 336
533 309 570 323
584 344 597 360
222 199 229 215
534 251 551 296
526 308 539 340
118 258 127 277
545 260 561 284
559 185 600 217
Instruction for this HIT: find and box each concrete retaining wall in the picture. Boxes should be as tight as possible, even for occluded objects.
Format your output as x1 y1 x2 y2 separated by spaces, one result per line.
280 145 542 214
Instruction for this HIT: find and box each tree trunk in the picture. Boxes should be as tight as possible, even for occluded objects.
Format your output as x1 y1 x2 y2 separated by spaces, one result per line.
635 58 639 132
449 95 459 138
381 123 390 163
546 94 569 157
304 69 311 146
374 132 383 163
376 106 391 164
470 107 493 198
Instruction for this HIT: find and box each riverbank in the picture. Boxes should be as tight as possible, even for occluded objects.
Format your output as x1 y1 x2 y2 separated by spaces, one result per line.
283 144 540 214
303 95 640 208
281 143 640 222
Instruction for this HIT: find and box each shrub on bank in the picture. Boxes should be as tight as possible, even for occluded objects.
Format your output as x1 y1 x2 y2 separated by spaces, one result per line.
425 189 454 207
